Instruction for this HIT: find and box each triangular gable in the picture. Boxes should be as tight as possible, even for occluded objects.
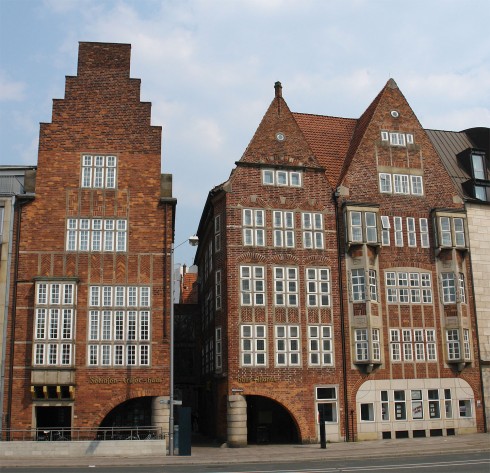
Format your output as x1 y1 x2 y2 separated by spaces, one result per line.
238 82 323 170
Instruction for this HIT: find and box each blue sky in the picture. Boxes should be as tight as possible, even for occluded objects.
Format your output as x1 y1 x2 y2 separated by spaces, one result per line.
1 0 489 265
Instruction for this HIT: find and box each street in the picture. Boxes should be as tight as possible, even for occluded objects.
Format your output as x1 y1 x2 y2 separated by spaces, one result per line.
1 451 488 473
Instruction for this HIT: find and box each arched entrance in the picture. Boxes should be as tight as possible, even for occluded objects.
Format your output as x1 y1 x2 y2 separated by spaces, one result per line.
100 396 152 428
246 395 299 444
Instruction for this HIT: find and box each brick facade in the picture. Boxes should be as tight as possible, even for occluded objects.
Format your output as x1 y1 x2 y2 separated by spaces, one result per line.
195 80 485 444
2 42 175 436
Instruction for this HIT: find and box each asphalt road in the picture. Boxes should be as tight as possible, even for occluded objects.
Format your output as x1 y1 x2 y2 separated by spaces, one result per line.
1 451 489 473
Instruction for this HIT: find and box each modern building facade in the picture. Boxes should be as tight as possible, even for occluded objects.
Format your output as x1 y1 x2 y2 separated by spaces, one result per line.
427 127 490 428
194 80 485 445
2 42 176 438
0 166 37 431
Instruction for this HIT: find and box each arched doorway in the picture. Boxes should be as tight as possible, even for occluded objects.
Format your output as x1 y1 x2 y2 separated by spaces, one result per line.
246 395 299 444
100 396 152 428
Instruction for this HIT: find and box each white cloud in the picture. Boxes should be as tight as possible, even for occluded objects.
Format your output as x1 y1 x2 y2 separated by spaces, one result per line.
0 72 25 101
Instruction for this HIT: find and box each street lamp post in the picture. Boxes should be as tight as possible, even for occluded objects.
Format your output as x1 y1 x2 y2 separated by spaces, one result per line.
168 235 198 456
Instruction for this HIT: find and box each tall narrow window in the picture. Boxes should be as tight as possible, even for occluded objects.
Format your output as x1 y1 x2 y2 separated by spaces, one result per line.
214 215 221 252
215 270 222 310
446 329 460 360
471 153 486 180
273 211 295 248
406 217 416 247
379 173 392 193
365 212 377 243
243 209 265 246
274 267 298 306
241 325 266 366
354 329 368 361
390 329 401 361
240 265 265 306
459 273 466 303
368 269 378 301
442 273 456 303
350 212 362 242
275 325 300 366
419 218 429 248
351 269 365 302
394 174 409 194
381 216 390 246
463 329 471 360
306 268 330 307
302 212 324 249
453 218 465 247
394 217 403 246
308 326 333 366
410 175 423 195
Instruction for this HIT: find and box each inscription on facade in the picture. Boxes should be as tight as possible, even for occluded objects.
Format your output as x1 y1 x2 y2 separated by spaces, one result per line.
89 377 163 384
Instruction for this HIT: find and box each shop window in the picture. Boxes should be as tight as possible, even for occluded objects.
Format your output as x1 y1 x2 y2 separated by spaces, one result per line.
360 403 374 421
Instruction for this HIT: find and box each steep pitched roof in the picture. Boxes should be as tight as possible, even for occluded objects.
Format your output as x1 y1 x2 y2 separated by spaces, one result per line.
292 113 356 187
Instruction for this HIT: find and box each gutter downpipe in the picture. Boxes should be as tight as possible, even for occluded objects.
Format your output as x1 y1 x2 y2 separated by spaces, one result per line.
6 197 28 439
0 195 16 433
334 189 350 441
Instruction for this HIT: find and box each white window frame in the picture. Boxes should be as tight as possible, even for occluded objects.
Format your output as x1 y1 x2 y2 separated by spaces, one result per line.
306 268 330 307
379 173 392 193
274 266 298 306
308 325 333 366
240 265 265 306
275 325 301 366
394 174 410 194
410 175 424 196
241 324 266 367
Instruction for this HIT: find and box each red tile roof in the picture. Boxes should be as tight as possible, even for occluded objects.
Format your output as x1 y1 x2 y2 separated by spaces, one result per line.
292 113 357 187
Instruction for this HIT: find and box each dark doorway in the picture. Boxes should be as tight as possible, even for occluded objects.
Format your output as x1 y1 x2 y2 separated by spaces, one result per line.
100 396 152 428
36 406 71 429
246 395 299 444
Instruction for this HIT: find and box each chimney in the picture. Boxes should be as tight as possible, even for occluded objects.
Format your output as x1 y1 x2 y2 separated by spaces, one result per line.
274 81 283 98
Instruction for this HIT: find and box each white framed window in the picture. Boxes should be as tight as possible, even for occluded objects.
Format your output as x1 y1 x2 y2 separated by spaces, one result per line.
262 169 303 187
459 399 473 418
368 269 378 301
243 209 265 246
437 215 466 248
215 327 222 371
394 217 403 247
379 173 392 193
81 154 117 189
274 266 298 306
241 324 266 366
390 132 406 147
390 329 401 361
273 211 295 248
459 273 466 303
34 281 76 367
381 216 390 246
306 268 330 307
412 389 424 420
446 329 460 360
426 329 437 361
365 212 377 243
419 218 430 248
316 386 338 423
381 131 389 142
214 215 221 252
407 217 416 247
302 212 324 249
308 326 333 366
463 329 471 360
215 270 222 310
441 272 456 304
385 271 432 305
275 325 300 366
66 218 127 252
406 134 414 144
354 329 368 361
372 329 380 361
410 175 423 195
351 269 365 302
87 285 151 367
394 174 409 194
403 329 413 361
350 211 362 242
240 265 265 306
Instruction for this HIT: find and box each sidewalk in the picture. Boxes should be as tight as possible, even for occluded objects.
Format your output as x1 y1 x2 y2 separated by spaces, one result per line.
1 432 489 468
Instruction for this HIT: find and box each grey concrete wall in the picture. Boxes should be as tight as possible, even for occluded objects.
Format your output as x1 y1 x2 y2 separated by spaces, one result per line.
0 439 166 459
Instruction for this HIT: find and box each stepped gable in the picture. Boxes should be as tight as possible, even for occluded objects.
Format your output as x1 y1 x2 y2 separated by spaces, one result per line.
238 82 323 170
292 112 356 187
39 41 161 154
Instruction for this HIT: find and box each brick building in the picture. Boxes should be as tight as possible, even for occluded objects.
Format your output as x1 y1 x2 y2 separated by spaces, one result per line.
194 80 485 445
2 42 176 438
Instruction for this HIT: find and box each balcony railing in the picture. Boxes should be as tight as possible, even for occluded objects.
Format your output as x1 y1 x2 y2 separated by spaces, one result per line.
1 426 164 442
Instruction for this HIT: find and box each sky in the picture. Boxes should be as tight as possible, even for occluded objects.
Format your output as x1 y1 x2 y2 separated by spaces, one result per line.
1 0 489 266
